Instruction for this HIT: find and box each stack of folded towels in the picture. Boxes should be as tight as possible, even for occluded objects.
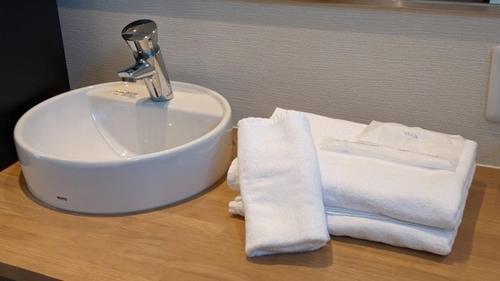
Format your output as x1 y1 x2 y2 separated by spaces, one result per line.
228 108 477 257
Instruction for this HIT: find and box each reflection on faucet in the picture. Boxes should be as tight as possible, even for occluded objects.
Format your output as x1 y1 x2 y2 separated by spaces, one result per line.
118 19 173 102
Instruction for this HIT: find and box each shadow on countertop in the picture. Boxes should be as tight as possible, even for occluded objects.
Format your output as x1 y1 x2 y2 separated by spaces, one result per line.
0 262 59 281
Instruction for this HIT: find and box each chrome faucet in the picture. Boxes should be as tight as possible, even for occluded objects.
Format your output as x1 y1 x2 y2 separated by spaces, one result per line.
118 19 173 102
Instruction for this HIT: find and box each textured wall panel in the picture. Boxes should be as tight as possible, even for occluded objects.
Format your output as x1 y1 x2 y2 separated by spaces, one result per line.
57 0 500 165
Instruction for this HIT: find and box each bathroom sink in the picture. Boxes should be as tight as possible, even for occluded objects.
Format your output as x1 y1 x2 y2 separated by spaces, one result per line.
14 81 232 214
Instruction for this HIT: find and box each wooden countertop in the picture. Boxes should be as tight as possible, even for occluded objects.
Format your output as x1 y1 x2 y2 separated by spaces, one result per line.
1 161 500 280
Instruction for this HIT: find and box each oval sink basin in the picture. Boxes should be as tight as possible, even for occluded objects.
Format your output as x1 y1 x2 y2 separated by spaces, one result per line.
14 81 232 214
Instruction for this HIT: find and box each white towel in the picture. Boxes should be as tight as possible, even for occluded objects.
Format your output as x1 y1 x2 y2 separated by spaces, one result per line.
227 158 239 192
319 135 476 230
228 195 245 217
271 108 476 229
237 110 329 257
229 200 457 255
327 215 456 255
228 165 476 255
232 109 477 229
322 120 465 170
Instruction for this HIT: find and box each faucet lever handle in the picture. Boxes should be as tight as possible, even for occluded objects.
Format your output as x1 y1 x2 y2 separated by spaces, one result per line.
121 19 158 55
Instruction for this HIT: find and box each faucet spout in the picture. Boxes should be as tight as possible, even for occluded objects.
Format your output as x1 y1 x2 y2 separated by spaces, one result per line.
118 19 173 102
118 59 155 80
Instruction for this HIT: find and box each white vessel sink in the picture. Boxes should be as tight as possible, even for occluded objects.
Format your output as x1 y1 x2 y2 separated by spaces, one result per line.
14 81 232 214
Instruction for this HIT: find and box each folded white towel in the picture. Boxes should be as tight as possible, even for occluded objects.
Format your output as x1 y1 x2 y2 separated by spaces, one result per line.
322 120 465 170
229 148 476 230
237 110 329 257
325 206 459 256
269 108 476 229
228 164 476 255
326 162 475 255
319 136 476 230
327 215 456 255
229 199 458 255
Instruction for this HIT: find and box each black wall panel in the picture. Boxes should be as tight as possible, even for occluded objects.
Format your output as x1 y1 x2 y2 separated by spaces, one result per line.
0 1 69 170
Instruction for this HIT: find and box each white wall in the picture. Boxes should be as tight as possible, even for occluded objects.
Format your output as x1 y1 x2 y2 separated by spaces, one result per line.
57 0 500 165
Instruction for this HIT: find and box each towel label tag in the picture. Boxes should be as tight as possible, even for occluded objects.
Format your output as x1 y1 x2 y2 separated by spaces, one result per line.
404 131 419 139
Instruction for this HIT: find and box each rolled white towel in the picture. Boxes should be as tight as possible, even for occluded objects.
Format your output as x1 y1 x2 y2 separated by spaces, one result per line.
237 110 329 257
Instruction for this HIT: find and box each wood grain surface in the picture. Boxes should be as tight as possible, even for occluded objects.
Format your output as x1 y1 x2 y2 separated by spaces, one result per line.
0 160 499 280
